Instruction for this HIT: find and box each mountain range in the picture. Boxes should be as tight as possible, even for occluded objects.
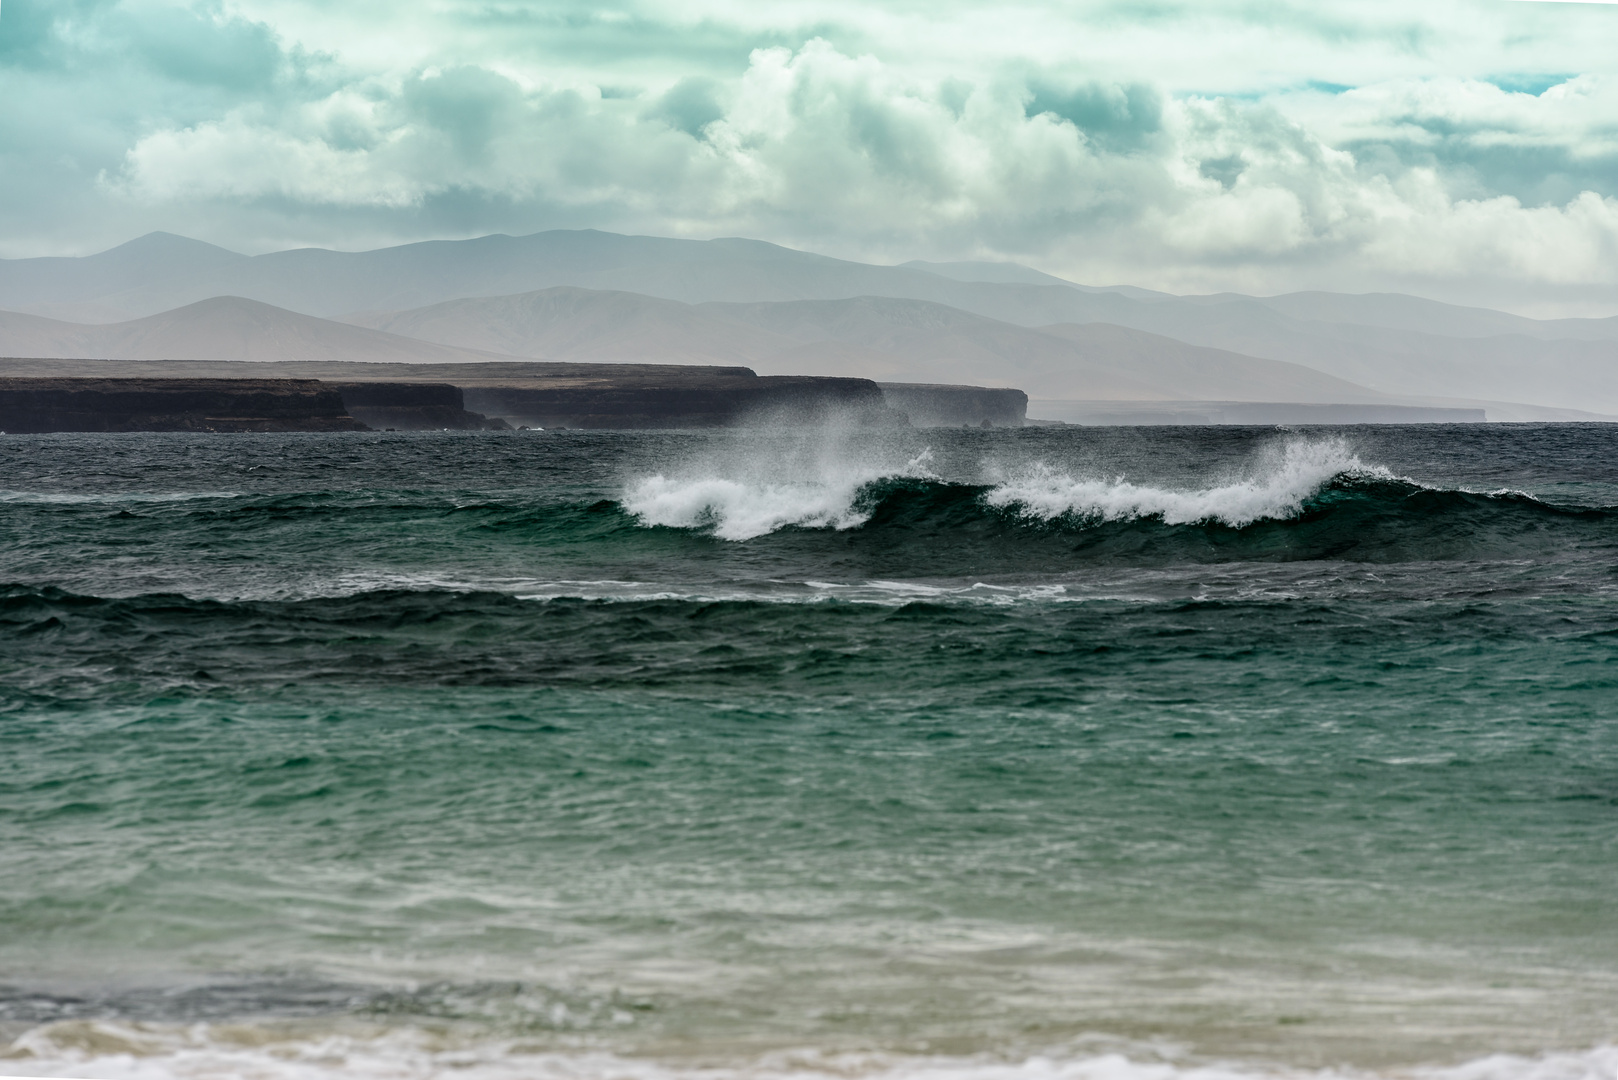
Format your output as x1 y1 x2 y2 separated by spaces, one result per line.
2 229 1616 417
0 297 511 366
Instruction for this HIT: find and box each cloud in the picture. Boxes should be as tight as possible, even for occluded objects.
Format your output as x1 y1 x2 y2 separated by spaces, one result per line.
106 40 1159 237
1024 80 1164 153
4 0 1618 309
650 77 725 138
1301 76 1618 206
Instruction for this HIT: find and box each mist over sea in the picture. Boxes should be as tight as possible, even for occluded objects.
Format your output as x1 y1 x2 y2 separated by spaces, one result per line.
2 424 1616 1080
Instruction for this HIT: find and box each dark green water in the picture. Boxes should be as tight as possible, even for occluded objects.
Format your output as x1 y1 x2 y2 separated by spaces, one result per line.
1 425 1616 1080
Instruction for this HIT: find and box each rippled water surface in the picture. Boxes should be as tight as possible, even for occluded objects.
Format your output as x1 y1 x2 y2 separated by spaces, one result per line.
1 424 1615 1080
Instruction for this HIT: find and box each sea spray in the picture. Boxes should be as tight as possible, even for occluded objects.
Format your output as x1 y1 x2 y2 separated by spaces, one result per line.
623 418 938 540
622 475 879 540
983 437 1389 527
625 436 1390 539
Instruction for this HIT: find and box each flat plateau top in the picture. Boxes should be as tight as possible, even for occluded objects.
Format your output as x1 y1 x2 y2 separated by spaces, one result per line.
0 357 760 384
0 376 331 391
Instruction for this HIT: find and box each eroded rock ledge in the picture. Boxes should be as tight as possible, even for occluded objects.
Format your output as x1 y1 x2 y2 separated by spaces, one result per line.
0 377 368 433
0 359 1028 431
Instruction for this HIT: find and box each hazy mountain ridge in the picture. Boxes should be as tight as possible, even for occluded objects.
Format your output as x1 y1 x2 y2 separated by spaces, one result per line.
897 260 1174 301
1198 290 1618 341
353 287 801 367
3 231 1033 323
0 233 247 320
352 286 1389 403
3 228 1617 412
0 287 1389 405
8 228 1613 340
0 296 527 365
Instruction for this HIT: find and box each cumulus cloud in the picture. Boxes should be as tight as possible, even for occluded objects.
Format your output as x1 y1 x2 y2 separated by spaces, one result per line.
4 0 1618 307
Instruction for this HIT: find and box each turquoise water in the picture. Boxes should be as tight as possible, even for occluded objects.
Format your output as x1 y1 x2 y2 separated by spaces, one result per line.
1 425 1616 1080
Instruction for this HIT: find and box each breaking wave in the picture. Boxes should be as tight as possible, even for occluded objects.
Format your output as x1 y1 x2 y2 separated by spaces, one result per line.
982 439 1389 527
623 449 937 540
605 436 1617 572
623 439 1418 540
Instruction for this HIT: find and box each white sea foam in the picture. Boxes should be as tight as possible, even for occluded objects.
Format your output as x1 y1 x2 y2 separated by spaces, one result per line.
624 436 1389 541
2 1029 1613 1080
622 439 937 541
983 439 1388 527
624 475 880 541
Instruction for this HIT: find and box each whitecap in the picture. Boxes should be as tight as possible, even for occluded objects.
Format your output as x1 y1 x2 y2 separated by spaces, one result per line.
983 438 1390 528
622 475 879 541
622 448 937 542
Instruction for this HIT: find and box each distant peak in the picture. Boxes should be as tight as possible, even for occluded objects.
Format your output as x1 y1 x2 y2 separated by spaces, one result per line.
177 295 290 311
100 232 247 260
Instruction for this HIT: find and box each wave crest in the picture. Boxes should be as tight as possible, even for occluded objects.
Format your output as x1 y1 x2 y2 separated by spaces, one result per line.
625 438 1388 540
624 450 936 541
984 438 1387 527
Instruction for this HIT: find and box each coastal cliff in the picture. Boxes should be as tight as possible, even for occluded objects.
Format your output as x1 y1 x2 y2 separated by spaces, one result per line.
877 383 1028 427
0 359 1025 430
326 381 508 430
458 372 891 428
0 377 367 433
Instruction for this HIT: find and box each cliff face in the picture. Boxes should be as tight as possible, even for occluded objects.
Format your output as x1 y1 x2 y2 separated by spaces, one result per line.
0 378 366 433
0 377 521 433
0 360 1023 431
459 373 894 428
876 383 1027 427
327 382 508 430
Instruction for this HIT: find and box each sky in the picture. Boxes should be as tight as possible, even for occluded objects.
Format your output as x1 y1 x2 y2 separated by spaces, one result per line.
2 0 1617 314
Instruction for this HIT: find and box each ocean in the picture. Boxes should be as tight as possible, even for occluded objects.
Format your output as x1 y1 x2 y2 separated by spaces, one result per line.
1 423 1615 1080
